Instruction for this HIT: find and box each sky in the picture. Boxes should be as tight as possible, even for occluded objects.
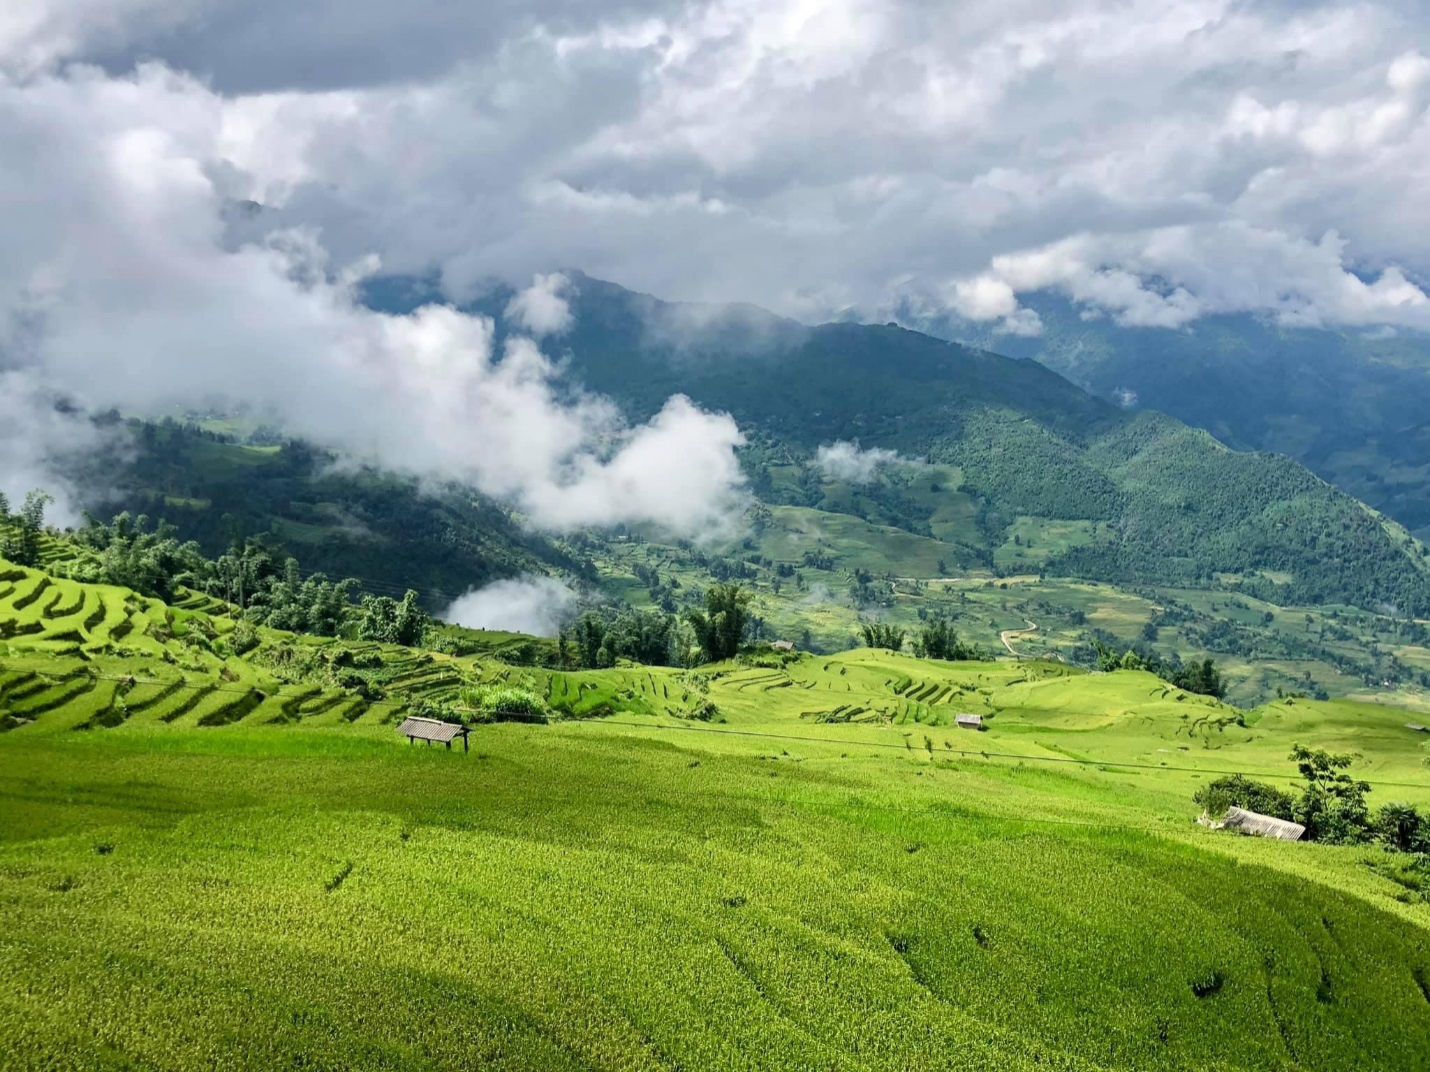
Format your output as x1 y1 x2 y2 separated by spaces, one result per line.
1 0 1428 519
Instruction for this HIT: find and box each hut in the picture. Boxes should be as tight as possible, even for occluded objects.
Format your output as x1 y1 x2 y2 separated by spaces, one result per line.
1407 723 1428 733
955 713 983 730
1219 806 1305 841
771 640 796 652
396 715 470 752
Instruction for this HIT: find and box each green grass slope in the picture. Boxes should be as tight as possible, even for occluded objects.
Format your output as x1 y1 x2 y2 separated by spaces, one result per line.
3 565 1430 1069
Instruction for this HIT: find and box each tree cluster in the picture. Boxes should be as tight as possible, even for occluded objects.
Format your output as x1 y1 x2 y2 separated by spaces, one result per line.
561 607 681 669
859 622 905 651
0 490 54 568
912 617 979 661
1091 639 1225 699
1195 746 1428 851
355 590 427 647
686 583 751 663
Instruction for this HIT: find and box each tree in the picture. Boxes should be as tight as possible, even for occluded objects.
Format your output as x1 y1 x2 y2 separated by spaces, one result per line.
77 512 208 602
1290 745 1372 844
253 560 357 637
357 590 427 647
859 621 905 652
2 490 53 567
1171 658 1225 699
686 583 751 663
914 616 972 660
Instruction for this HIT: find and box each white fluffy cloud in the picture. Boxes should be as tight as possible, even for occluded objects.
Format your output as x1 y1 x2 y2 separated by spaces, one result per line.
2 0 1429 404
815 441 906 483
0 64 746 537
442 575 577 636
504 272 574 337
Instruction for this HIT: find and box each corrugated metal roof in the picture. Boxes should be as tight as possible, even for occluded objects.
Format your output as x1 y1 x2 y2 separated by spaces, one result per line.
397 716 467 743
955 713 982 728
1222 806 1305 841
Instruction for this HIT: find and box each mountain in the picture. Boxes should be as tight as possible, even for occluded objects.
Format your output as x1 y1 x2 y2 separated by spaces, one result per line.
366 273 1430 618
87 421 588 608
929 293 1430 540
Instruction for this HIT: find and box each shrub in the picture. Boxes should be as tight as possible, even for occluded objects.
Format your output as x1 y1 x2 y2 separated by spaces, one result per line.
460 685 548 724
227 622 259 656
1374 802 1429 853
1194 775 1296 821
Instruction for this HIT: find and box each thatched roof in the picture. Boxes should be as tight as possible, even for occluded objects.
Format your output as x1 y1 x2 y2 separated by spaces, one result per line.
396 716 467 743
1221 806 1305 841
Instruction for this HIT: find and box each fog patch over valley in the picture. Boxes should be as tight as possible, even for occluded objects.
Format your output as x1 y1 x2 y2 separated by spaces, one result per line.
815 441 913 483
443 575 578 637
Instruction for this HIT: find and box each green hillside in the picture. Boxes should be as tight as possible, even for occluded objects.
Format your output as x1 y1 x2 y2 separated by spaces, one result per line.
941 293 1430 540
62 412 1430 705
4 560 1430 1069
371 272 1430 618
87 418 587 607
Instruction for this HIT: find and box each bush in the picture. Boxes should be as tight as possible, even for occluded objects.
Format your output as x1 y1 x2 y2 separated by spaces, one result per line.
227 622 259 656
1194 775 1296 821
1375 802 1429 853
686 699 719 722
460 685 548 724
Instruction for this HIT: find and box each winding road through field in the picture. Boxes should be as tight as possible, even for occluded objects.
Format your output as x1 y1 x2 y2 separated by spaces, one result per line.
1000 618 1039 658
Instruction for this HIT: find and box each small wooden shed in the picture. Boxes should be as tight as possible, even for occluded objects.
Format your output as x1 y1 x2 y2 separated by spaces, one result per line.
1220 806 1305 841
955 713 983 730
397 715 470 752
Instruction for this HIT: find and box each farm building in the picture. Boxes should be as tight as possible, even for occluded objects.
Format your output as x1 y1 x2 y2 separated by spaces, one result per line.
955 713 983 730
1408 723 1428 733
771 640 796 652
1218 806 1305 841
396 715 470 752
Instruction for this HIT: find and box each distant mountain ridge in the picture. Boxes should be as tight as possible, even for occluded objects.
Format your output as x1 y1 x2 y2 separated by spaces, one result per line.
363 272 1430 616
927 292 1430 539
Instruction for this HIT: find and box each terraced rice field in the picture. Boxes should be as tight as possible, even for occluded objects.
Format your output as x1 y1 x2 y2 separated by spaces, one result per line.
4 559 1430 1069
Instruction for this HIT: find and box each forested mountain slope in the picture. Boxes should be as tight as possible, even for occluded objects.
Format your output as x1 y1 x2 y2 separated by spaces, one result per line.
365 273 1430 617
938 293 1430 540
86 421 586 608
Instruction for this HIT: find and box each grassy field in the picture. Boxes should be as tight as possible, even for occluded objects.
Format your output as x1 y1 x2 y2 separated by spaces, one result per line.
4 561 1430 1068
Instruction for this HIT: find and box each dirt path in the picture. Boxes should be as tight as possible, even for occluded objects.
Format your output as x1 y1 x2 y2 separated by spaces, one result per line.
1000 618 1039 658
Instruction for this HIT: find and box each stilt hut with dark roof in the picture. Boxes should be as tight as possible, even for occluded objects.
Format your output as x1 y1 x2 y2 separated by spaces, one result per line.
397 715 470 752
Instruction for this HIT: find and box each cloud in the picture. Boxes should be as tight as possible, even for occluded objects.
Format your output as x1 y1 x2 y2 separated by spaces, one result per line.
0 64 747 538
2 0 1430 398
504 272 574 337
442 575 577 636
0 372 123 526
815 441 904 483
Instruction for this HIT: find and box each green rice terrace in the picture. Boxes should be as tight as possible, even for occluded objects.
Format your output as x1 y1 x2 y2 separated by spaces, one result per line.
4 554 1430 1070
